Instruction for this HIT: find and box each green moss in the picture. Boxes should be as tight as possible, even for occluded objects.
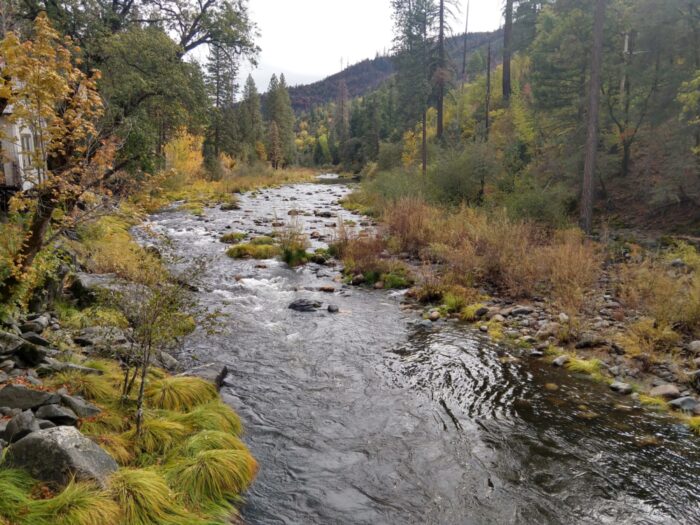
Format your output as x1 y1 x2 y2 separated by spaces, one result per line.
226 243 280 259
219 232 246 244
249 236 276 245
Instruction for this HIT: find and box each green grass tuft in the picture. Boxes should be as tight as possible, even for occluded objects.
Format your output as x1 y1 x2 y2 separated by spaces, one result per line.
49 371 118 403
179 431 248 457
145 377 218 412
173 401 243 436
220 232 246 244
25 480 120 525
0 469 32 522
108 468 202 525
165 449 257 510
249 236 275 245
565 357 602 375
226 243 280 259
124 416 191 455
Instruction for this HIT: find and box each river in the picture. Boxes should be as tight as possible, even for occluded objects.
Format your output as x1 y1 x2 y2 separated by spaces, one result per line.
142 178 700 525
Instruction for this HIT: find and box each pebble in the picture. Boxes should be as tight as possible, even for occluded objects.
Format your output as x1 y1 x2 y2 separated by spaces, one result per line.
610 381 633 395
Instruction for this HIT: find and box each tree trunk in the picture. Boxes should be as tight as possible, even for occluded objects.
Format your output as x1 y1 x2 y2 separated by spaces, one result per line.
461 0 471 81
135 341 151 436
422 110 428 176
485 42 492 141
436 0 445 140
503 0 514 103
580 0 607 234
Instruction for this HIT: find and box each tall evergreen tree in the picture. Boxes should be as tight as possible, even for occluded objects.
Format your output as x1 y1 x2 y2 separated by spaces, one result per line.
238 74 264 161
205 45 238 159
265 73 295 166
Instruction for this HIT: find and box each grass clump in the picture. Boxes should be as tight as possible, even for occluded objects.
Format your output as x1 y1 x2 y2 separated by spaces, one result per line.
108 468 197 525
278 223 310 267
461 303 486 322
226 243 280 260
165 449 258 511
145 376 218 412
219 232 246 244
0 469 32 522
124 416 190 455
178 431 247 456
48 370 118 404
250 236 275 245
381 267 413 289
566 357 602 376
173 401 243 436
25 480 120 525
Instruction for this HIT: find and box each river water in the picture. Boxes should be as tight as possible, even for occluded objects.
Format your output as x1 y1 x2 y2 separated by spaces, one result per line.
143 179 700 525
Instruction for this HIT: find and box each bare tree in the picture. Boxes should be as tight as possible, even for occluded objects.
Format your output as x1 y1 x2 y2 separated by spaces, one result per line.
503 0 514 103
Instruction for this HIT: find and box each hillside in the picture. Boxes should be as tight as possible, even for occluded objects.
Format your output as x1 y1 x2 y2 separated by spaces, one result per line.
288 29 503 113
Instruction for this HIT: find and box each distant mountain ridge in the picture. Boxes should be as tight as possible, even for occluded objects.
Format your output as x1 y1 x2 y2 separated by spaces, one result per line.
287 29 503 113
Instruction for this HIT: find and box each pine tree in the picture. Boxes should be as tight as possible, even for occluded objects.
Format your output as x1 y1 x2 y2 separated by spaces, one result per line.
335 79 350 145
267 120 283 169
265 73 296 166
205 45 238 159
239 74 264 161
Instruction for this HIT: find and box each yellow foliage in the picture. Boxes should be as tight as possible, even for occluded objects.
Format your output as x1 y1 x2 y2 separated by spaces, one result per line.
164 129 203 179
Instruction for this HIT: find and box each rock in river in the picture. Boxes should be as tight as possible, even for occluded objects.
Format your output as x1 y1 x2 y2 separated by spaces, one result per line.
6 426 118 488
288 299 322 312
610 381 633 395
649 384 681 399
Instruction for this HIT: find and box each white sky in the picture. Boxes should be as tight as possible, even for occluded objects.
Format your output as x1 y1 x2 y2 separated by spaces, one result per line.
241 0 504 93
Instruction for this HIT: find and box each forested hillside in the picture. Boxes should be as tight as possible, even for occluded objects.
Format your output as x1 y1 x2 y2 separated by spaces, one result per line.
287 30 503 112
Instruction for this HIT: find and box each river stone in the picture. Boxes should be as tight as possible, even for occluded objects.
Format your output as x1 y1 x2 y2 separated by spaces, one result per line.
157 352 179 371
60 394 101 418
0 384 59 410
512 306 534 316
0 331 25 356
689 341 700 354
6 426 118 488
4 410 40 442
36 404 79 426
552 355 570 367
288 299 322 312
610 381 633 395
19 321 44 334
649 384 681 399
668 396 697 411
475 307 489 319
327 304 340 314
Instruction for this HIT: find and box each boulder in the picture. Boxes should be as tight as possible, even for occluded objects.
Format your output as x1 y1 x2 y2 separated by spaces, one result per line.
36 358 103 377
689 341 700 355
649 384 681 399
0 384 59 410
22 332 50 347
157 352 179 371
288 299 322 312
610 381 633 395
60 394 101 418
74 326 129 348
0 331 25 356
4 410 40 442
19 321 44 334
35 404 79 426
6 426 118 488
512 306 534 316
0 360 14 372
668 396 697 411
37 419 56 430
14 342 48 367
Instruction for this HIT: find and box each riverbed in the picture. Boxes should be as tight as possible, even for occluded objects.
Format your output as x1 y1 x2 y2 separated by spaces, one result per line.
143 179 700 525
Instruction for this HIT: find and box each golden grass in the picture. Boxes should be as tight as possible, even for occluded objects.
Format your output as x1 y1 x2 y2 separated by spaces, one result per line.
172 402 243 436
48 370 118 404
124 416 191 455
145 377 219 412
25 480 120 525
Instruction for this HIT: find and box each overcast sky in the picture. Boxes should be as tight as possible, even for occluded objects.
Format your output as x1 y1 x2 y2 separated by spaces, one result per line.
240 0 504 93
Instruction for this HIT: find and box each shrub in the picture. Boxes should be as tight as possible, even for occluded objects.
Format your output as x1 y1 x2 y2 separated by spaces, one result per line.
226 243 280 259
427 144 498 205
165 449 258 510
333 234 387 278
382 197 439 256
145 377 218 412
278 223 310 267
25 480 120 525
501 181 572 227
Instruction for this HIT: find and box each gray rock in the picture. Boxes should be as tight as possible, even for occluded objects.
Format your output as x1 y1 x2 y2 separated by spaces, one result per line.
649 384 681 399
19 321 44 334
4 410 40 442
553 355 570 367
73 326 129 348
22 332 50 347
668 396 697 411
351 274 366 286
575 333 606 349
157 352 179 371
0 384 59 410
288 299 322 312
35 404 79 426
529 350 545 358
6 426 118 488
327 304 340 314
512 306 534 316
0 331 25 356
536 322 561 340
0 371 7 383
37 419 56 430
60 394 101 418
0 360 14 372
36 358 103 377
475 307 489 318
14 342 47 367
610 381 633 395
689 341 700 354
